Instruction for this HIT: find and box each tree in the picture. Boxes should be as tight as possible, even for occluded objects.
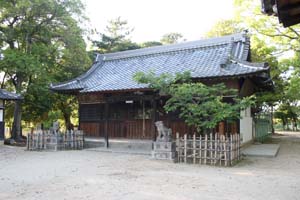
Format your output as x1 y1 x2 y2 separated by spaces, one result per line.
92 17 140 53
205 10 287 134
140 41 162 48
0 0 90 140
206 19 244 38
232 0 300 131
160 32 184 44
134 71 254 133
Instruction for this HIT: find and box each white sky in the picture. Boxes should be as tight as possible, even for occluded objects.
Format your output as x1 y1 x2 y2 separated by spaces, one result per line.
83 0 235 43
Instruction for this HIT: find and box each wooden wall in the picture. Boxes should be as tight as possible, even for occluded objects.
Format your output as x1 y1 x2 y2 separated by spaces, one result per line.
80 119 194 140
80 119 153 139
78 78 245 140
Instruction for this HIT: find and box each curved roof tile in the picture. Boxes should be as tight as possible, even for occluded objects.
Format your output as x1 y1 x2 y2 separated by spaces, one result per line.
50 32 269 93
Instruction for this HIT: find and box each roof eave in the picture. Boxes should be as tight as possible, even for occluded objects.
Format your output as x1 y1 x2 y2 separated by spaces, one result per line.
49 87 83 94
79 87 153 94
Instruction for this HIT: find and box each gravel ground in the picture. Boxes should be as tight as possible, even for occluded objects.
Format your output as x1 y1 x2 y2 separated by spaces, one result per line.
1 132 300 200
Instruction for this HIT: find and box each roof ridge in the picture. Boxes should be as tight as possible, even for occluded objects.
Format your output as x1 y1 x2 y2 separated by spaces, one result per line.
50 61 104 89
98 33 247 61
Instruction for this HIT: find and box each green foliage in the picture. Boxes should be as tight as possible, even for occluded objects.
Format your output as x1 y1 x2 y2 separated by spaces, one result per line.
92 17 140 53
233 0 300 128
165 83 254 132
134 72 254 132
160 32 184 44
133 71 191 94
206 19 244 38
274 103 299 130
140 41 163 48
0 0 91 136
206 1 300 129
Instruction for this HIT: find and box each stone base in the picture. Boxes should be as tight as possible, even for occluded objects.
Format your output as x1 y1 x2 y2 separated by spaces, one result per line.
151 141 175 161
151 150 175 160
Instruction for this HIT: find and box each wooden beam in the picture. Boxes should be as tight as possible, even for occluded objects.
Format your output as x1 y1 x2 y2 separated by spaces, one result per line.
106 94 155 103
151 99 157 141
104 103 109 148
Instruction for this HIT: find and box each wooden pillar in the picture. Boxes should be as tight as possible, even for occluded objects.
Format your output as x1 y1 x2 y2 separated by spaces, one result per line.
78 103 81 131
219 121 225 135
231 122 238 134
0 100 5 140
151 99 157 141
142 100 145 138
104 102 109 148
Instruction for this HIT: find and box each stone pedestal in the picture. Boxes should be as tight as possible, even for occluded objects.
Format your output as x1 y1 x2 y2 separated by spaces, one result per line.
151 141 175 160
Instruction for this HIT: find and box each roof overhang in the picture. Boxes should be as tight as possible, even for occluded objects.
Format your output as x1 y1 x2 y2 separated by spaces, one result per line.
261 0 300 27
0 89 23 100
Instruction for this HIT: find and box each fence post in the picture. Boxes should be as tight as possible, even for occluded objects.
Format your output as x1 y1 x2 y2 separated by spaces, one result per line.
55 131 58 151
234 134 237 161
79 131 82 149
193 133 196 164
26 133 30 150
76 130 79 149
230 134 233 166
64 131 67 149
26 133 29 150
199 135 202 164
223 135 227 166
176 132 180 163
210 133 213 165
33 133 36 150
214 133 217 165
71 130 74 149
78 130 83 149
37 132 41 150
217 133 222 166
237 133 240 161
184 134 187 163
67 130 70 149
204 134 208 164
71 130 73 150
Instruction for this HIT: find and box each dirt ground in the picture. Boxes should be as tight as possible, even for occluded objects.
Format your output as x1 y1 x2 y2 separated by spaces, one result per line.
1 132 300 200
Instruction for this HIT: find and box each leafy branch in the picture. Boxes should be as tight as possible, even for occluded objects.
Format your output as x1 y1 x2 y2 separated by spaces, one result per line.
134 71 255 133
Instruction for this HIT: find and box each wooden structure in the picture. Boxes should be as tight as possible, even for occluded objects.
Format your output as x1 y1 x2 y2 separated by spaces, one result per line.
176 133 240 166
27 130 84 151
262 0 300 27
51 32 273 142
0 89 22 140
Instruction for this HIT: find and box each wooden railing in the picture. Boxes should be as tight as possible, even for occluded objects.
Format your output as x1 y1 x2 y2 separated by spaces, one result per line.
176 133 240 166
27 130 84 151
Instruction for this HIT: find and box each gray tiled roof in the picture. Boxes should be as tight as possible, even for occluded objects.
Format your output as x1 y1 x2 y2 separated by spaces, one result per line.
50 33 269 93
0 89 22 100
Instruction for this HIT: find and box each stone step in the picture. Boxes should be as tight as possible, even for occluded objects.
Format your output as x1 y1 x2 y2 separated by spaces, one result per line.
84 137 153 152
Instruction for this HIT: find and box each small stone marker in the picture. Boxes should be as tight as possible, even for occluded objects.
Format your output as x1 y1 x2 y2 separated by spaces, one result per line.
36 123 42 131
53 121 59 133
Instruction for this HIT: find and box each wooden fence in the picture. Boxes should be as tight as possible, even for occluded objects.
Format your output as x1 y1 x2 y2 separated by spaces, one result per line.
27 130 84 151
176 133 240 166
254 113 272 143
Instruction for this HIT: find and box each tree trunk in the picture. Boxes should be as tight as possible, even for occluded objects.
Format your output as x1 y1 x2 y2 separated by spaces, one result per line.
62 110 73 130
11 74 23 141
270 105 275 134
11 100 22 141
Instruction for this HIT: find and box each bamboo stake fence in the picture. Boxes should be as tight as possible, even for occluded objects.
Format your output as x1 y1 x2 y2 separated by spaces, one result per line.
27 130 84 151
176 133 240 166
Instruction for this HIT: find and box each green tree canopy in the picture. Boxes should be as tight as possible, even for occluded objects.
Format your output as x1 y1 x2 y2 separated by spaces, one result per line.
160 32 184 44
134 71 254 132
206 19 244 38
0 0 91 139
92 17 140 53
